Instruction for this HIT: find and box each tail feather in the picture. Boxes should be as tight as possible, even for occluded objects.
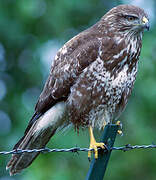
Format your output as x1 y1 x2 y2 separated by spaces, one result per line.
6 102 67 176
7 121 57 176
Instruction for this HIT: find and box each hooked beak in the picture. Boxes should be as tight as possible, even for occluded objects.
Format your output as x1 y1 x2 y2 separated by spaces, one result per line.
142 16 150 31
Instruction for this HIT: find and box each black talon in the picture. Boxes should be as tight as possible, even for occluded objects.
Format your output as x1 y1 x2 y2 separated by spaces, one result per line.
104 144 109 151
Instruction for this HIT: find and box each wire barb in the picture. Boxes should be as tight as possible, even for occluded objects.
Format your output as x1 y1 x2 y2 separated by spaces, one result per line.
1 144 156 155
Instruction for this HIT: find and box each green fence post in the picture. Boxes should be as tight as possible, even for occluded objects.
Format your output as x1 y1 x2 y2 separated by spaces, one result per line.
86 124 118 180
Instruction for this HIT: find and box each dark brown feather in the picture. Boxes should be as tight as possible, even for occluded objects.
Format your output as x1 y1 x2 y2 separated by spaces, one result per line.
35 28 101 114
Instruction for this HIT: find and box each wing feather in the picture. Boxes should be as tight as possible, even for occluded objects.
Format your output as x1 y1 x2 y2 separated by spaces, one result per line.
35 27 101 114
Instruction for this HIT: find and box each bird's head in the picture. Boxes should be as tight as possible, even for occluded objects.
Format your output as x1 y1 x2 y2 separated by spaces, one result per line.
102 5 149 35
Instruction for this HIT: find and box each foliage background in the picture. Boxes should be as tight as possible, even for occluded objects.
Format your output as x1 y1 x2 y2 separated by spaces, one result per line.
0 0 156 180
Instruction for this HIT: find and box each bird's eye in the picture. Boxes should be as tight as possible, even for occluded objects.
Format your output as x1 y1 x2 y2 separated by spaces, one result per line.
124 15 138 21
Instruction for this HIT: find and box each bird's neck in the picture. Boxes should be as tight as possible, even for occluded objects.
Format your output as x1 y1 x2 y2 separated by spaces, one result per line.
102 33 142 78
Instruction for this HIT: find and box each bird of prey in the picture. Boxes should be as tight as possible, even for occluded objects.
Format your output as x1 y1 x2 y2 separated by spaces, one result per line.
7 4 149 175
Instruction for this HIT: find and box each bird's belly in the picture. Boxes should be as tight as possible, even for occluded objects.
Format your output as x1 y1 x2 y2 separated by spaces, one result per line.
88 105 111 129
88 90 123 130
88 65 137 129
67 62 137 130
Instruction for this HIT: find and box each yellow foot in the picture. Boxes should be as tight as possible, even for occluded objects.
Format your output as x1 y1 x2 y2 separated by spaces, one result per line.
116 121 123 135
88 126 106 161
88 141 105 160
117 130 122 135
116 120 121 126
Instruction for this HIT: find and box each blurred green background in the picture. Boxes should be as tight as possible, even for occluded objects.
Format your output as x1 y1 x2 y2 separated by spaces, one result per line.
0 0 156 180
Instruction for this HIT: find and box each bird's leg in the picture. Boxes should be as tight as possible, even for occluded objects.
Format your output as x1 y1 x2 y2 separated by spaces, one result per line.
116 121 123 135
88 126 105 160
102 121 107 130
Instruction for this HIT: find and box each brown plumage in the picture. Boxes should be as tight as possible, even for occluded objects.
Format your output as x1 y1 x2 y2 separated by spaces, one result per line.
7 4 149 175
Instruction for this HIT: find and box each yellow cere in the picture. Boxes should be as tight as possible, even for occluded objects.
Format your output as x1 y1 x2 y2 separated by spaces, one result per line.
142 16 148 24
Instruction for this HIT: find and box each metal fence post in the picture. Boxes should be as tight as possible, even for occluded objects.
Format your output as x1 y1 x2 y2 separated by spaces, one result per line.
85 124 118 180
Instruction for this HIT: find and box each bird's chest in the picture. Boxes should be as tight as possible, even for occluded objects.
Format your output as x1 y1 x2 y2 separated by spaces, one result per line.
89 63 137 128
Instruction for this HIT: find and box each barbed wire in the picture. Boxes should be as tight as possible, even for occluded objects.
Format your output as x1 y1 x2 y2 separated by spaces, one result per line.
1 144 156 155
